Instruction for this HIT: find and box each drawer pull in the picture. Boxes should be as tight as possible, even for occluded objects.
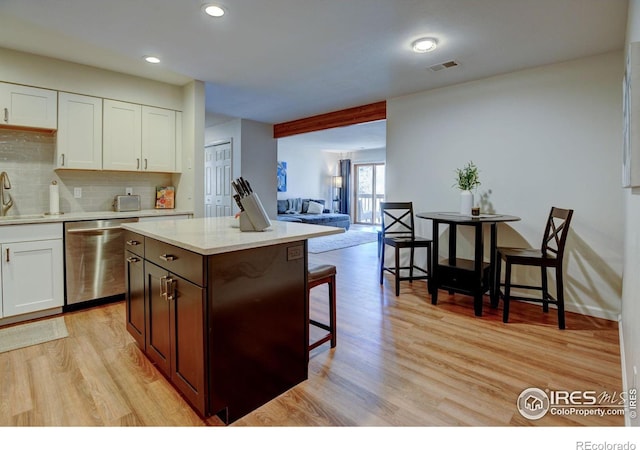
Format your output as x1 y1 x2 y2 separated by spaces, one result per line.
5 248 9 262
126 240 140 246
126 256 140 263
159 254 176 262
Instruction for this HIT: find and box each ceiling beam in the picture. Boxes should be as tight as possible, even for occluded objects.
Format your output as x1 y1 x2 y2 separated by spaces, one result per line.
273 101 386 139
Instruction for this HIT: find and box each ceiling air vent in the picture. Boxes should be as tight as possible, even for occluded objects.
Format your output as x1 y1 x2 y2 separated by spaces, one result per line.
428 60 460 72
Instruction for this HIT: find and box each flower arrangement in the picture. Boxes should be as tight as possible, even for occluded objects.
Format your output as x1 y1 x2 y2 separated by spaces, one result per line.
454 161 481 191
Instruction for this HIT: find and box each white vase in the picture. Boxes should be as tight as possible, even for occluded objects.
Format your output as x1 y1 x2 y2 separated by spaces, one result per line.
460 190 473 215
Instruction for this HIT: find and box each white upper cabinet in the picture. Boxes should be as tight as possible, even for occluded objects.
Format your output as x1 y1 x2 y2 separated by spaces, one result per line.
0 82 57 130
56 92 103 170
142 106 176 172
103 99 177 172
103 99 143 171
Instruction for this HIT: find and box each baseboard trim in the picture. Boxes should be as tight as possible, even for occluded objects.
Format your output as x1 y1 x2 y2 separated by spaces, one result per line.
564 301 620 321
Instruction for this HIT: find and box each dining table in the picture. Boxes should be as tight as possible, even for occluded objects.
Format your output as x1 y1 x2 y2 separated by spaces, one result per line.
416 212 521 316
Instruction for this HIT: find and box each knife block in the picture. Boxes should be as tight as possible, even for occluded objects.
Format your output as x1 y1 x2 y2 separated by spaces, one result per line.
239 193 272 231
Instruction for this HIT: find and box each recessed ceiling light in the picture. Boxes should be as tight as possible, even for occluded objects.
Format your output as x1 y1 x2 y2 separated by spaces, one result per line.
412 38 438 53
144 56 161 64
203 4 225 17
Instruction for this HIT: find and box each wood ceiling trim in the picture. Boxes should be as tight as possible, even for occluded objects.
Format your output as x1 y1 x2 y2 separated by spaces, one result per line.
273 101 386 139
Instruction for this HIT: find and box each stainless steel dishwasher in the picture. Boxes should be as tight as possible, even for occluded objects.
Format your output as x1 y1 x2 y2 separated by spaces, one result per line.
64 218 139 308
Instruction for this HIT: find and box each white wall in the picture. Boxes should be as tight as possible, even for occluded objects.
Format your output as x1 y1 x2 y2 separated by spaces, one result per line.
623 0 640 427
351 147 386 165
0 47 183 110
205 118 277 217
173 80 205 217
240 119 278 218
276 145 341 206
387 51 624 320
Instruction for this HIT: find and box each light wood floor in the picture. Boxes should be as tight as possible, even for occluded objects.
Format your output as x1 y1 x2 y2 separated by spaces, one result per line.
0 239 623 426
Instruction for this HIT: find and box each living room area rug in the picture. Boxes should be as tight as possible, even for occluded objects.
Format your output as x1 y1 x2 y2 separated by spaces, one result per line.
0 316 68 354
308 229 378 253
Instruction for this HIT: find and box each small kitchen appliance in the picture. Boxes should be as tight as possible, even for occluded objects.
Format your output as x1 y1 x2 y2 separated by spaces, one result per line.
113 194 141 212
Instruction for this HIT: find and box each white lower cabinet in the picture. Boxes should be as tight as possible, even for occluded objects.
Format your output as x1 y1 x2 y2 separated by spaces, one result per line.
0 224 64 319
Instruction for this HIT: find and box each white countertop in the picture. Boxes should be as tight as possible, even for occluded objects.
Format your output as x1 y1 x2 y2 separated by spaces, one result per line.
123 216 344 255
0 209 193 226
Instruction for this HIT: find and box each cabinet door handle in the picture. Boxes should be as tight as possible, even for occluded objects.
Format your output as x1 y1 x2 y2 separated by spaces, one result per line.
61 153 65 167
126 240 140 246
3 108 7 123
166 278 175 302
136 158 140 170
144 158 148 170
160 275 168 301
159 254 176 262
5 248 9 262
126 256 139 263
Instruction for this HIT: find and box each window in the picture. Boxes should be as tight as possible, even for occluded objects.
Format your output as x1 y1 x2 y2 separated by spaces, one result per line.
354 163 385 225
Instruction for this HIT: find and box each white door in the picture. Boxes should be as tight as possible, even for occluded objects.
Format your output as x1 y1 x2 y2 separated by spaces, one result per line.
1 239 64 317
204 141 233 217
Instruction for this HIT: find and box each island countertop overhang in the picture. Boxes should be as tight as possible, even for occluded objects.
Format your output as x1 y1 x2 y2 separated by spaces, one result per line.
122 216 343 255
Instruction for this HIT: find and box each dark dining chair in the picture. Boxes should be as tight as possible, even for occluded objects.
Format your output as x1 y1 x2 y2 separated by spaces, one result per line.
379 202 432 296
495 207 574 329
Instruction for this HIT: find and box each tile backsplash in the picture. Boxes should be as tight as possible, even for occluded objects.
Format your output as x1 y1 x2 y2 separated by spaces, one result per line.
0 129 173 215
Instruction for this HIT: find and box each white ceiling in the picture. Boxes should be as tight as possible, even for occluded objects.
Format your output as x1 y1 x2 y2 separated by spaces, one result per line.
0 0 629 151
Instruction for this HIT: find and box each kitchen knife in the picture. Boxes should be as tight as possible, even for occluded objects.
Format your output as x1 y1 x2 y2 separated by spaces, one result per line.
232 180 245 197
244 178 253 193
239 177 251 194
233 194 244 210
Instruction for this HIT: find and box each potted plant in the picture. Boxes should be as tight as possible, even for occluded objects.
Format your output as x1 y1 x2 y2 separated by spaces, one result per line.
454 161 480 215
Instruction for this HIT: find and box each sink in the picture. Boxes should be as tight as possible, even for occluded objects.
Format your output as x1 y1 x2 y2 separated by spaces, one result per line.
0 214 46 221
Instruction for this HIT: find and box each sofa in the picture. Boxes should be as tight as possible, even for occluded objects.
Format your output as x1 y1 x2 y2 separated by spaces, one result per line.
277 198 350 230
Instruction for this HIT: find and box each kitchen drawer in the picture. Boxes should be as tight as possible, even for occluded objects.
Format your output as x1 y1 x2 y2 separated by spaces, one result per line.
124 231 145 257
145 237 204 286
437 258 491 293
0 222 62 242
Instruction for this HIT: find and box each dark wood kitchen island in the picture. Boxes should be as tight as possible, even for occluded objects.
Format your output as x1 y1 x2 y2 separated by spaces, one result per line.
122 216 341 424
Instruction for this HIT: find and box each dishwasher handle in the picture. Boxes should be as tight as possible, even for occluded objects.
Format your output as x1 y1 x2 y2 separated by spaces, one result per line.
66 225 126 234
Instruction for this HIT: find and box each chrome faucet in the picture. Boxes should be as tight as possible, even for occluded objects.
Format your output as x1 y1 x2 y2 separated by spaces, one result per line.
0 172 13 216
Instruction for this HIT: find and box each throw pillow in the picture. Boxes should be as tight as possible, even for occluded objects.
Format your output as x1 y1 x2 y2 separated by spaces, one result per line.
277 200 288 214
307 201 324 214
287 197 303 213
